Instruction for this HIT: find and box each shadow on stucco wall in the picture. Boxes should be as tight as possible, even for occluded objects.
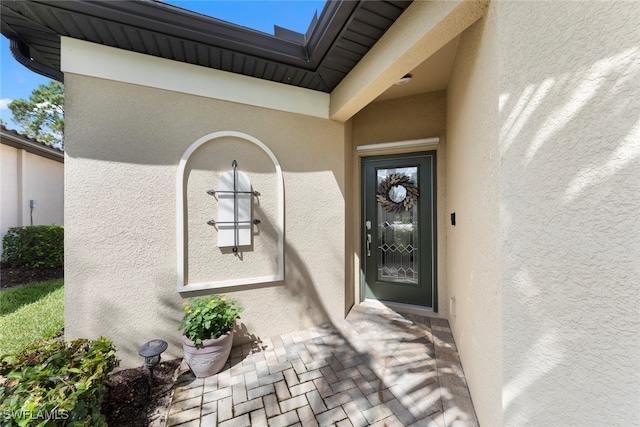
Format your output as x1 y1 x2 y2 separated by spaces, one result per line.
497 2 640 425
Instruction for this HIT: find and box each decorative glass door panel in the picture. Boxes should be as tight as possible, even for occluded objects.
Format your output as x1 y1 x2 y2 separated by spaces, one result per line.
362 153 436 308
377 167 419 284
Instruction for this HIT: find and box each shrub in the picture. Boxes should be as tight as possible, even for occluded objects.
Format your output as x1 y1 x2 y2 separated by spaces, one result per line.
1 226 63 268
179 295 243 345
0 337 119 426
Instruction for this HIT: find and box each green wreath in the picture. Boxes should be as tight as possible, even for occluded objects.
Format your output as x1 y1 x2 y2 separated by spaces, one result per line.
376 173 419 213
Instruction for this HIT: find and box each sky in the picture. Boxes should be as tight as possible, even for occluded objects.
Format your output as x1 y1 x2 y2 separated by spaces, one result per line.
0 0 326 131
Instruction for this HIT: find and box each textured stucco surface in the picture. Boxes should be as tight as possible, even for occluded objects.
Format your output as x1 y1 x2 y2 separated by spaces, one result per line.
352 91 446 147
64 74 346 368
1 144 64 250
446 6 502 426
499 1 640 425
185 138 280 284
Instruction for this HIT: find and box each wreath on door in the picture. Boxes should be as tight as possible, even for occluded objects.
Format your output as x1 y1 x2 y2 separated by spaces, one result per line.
376 173 419 213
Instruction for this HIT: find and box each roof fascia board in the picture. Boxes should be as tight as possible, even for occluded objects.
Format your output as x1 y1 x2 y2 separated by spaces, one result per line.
306 1 360 66
60 37 330 119
329 0 489 122
1 130 64 163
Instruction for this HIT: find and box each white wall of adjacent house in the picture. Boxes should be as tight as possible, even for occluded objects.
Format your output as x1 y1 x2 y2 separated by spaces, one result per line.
498 1 640 425
0 143 64 256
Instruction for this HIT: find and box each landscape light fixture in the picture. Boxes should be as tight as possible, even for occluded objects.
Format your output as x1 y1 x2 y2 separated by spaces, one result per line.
138 339 168 394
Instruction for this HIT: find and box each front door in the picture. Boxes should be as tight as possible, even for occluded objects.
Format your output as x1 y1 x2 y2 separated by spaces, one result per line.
362 152 436 309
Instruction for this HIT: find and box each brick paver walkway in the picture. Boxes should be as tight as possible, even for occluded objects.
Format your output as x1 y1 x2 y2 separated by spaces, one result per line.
166 302 478 426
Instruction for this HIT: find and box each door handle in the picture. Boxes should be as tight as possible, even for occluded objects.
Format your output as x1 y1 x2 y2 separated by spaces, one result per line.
366 233 372 257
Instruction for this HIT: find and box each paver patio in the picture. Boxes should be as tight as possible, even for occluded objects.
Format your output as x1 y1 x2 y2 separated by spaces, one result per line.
166 302 478 426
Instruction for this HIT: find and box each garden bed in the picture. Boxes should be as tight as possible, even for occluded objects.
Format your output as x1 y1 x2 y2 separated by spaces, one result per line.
1 266 182 426
103 358 182 427
0 264 63 289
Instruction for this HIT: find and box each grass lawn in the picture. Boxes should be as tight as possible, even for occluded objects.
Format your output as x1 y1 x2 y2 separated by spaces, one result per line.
0 279 64 355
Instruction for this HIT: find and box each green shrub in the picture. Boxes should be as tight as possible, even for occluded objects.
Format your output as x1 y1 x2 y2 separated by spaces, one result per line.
179 295 243 345
0 337 119 426
1 226 64 268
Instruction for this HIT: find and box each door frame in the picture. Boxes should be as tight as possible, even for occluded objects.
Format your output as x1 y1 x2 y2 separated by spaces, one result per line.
360 151 438 311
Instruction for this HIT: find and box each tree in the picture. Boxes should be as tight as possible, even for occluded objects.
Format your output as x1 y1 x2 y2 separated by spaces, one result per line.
8 81 64 148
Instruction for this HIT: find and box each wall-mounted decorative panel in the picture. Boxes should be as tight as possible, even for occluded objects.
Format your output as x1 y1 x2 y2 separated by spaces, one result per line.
217 168 253 249
207 161 261 251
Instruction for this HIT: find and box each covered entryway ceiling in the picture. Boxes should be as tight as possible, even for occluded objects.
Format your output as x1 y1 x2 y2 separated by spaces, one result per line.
375 36 459 102
329 0 488 121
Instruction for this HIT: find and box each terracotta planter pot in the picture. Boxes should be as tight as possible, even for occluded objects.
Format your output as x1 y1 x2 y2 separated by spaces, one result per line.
182 330 234 378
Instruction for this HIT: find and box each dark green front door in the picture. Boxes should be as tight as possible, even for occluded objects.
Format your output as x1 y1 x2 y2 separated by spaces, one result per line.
362 152 437 309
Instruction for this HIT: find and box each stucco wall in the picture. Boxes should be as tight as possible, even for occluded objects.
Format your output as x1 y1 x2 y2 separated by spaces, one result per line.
22 153 64 226
352 92 446 147
183 137 281 285
446 6 502 426
499 1 640 425
0 144 64 253
1 145 20 244
64 74 346 368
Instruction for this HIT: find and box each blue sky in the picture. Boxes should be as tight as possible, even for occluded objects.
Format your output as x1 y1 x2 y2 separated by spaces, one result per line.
0 1 325 130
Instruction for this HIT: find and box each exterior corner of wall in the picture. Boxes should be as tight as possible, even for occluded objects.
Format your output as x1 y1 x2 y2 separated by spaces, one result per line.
444 3 502 425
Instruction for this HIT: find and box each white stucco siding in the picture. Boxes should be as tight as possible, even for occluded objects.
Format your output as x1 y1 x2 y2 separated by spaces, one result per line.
0 143 64 255
61 37 330 119
1 145 20 241
22 153 64 227
446 4 502 426
499 1 640 425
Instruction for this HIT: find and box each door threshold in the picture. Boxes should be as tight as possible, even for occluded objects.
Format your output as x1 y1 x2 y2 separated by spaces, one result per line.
363 298 439 318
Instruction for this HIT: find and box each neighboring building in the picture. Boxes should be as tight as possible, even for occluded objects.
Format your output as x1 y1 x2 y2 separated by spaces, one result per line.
2 1 638 425
0 125 64 256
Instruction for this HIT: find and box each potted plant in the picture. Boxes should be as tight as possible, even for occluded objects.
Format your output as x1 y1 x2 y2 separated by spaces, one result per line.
179 295 243 377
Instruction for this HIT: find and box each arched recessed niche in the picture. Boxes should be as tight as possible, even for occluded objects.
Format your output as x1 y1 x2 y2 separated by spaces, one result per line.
176 131 284 292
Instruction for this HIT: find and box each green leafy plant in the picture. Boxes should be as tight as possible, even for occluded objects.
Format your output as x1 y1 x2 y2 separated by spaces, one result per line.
179 295 243 346
2 226 64 268
0 337 119 427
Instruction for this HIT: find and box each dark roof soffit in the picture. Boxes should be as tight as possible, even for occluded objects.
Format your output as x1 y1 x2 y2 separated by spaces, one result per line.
0 0 412 92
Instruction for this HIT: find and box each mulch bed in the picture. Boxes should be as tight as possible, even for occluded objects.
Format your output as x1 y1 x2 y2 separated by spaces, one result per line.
103 359 182 427
0 264 64 289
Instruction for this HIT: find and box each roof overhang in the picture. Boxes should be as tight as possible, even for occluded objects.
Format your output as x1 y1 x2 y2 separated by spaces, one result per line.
1 126 64 162
0 0 412 93
330 0 489 121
